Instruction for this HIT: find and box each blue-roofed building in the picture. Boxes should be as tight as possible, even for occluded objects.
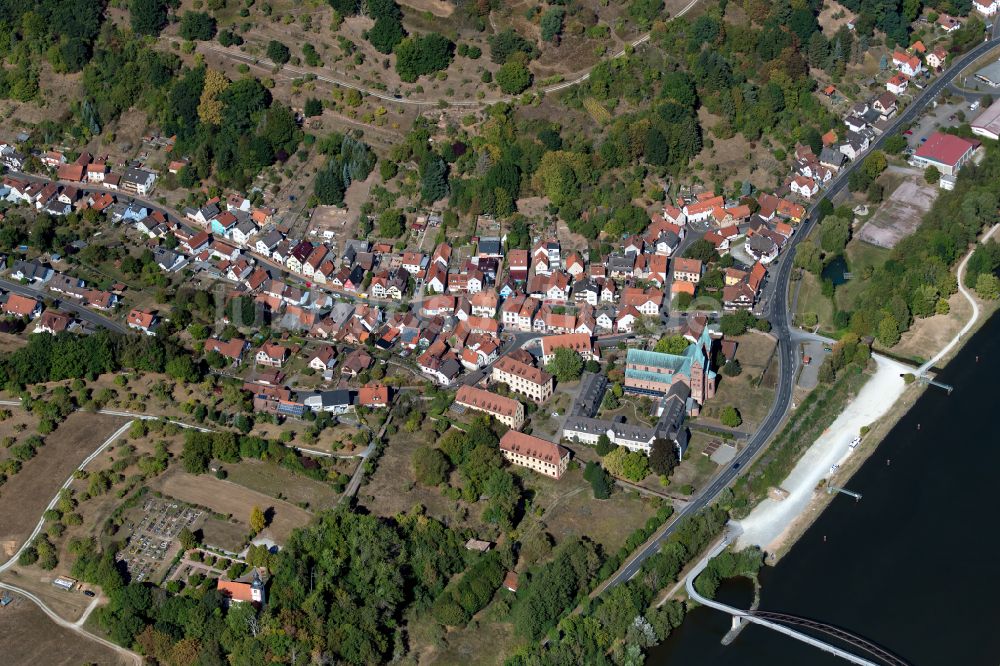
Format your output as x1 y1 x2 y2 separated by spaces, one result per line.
623 325 716 412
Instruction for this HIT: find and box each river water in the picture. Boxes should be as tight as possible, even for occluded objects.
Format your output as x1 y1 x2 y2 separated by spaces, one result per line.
652 312 1000 665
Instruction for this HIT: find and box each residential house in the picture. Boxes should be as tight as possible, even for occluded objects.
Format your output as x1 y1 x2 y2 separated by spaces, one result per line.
873 91 897 119
673 257 703 283
401 252 427 277
723 282 756 311
286 241 314 274
33 310 73 335
681 194 725 224
3 294 42 319
187 202 219 225
615 305 641 334
926 47 947 70
776 199 806 223
508 249 530 281
126 309 158 335
183 231 211 255
532 239 561 274
121 167 156 196
431 242 452 269
892 50 922 77
358 384 389 409
304 390 354 415
790 175 819 199
470 290 498 317
426 263 448 293
936 13 961 32
500 295 538 332
820 147 846 171
254 230 283 258
302 245 329 278
886 72 909 95
370 270 407 300
205 338 248 365
231 219 258 246
499 431 570 479
606 254 635 281
596 308 615 333
622 287 662 316
41 151 66 168
341 348 374 377
11 260 52 283
573 279 600 306
975 0 999 17
565 252 585 277
308 346 337 372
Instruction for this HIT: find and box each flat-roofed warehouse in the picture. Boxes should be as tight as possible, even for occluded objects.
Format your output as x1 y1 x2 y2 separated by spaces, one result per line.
971 102 1000 140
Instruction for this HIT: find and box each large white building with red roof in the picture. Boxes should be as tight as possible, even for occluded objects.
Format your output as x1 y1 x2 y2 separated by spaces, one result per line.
912 132 980 177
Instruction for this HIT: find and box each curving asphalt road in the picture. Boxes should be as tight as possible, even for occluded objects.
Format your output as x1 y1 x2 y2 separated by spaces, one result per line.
598 31 1000 593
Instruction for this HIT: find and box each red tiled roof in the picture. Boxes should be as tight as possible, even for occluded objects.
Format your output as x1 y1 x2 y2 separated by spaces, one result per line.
4 294 39 317
914 132 979 167
456 385 521 418
500 431 568 465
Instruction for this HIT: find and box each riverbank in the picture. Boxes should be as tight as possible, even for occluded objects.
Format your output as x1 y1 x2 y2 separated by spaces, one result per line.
734 223 1000 560
734 354 909 552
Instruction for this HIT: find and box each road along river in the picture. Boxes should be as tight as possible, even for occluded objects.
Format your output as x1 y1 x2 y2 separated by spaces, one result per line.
651 312 1000 665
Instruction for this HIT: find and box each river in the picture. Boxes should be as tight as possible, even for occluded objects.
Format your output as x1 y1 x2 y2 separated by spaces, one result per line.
652 312 1000 665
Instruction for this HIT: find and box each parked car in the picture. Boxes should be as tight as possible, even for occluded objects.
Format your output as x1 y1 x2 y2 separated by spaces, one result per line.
903 129 913 136
83 590 96 597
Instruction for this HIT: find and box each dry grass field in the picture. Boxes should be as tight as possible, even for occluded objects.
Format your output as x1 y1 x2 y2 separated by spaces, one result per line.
152 467 315 547
223 459 342 511
0 412 128 555
0 597 127 666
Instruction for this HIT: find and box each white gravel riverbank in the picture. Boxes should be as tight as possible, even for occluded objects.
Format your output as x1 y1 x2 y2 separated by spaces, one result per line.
735 354 910 551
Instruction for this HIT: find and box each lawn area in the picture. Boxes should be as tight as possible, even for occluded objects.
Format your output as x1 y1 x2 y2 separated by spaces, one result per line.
666 430 723 495
151 467 314 549
222 459 344 511
597 400 656 427
702 380 775 432
793 270 835 332
515 465 660 552
698 331 777 432
410 600 524 666
358 423 482 530
834 238 890 312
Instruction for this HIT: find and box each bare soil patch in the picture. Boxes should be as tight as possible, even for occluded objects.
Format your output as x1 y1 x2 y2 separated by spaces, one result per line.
0 594 126 665
0 412 128 553
857 177 938 249
0 332 28 353
817 0 853 37
152 467 314 547
696 108 783 191
399 0 454 16
887 287 976 364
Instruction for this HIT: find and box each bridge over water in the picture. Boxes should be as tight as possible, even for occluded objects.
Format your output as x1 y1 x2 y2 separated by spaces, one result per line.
685 536 909 666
